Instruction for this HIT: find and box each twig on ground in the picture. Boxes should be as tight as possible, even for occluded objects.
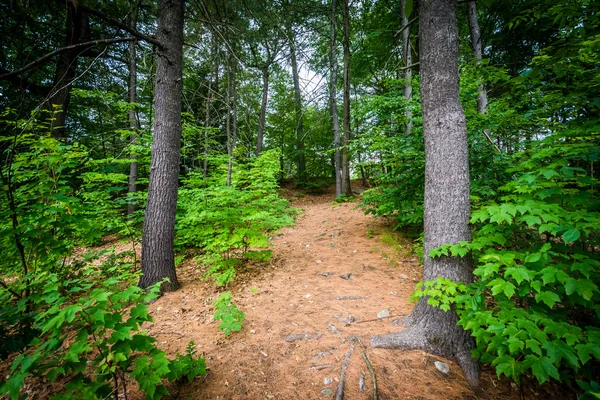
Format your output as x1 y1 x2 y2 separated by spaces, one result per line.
335 345 354 400
361 352 378 400
354 314 403 324
311 364 332 371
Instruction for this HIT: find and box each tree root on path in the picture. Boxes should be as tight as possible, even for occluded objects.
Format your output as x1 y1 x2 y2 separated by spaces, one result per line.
361 352 378 400
335 345 354 400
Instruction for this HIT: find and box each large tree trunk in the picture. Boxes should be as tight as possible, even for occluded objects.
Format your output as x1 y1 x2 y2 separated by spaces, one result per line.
231 58 238 181
139 0 184 293
371 0 479 388
127 4 139 218
341 0 352 196
48 1 90 138
289 26 306 182
226 58 232 187
330 0 342 198
400 0 413 134
256 67 269 155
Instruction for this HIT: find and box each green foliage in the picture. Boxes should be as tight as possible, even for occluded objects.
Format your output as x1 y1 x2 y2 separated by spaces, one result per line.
417 133 600 386
0 256 206 399
213 292 245 336
177 150 296 286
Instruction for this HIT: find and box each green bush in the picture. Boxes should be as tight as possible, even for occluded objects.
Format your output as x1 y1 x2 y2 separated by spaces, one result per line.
0 255 206 400
176 150 296 286
415 134 600 386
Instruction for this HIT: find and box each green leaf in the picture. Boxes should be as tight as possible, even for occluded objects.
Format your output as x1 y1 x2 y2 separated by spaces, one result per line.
404 0 413 18
535 291 560 308
531 356 560 384
562 229 581 243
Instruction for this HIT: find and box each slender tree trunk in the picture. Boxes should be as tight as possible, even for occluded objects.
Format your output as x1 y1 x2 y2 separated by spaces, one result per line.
341 0 352 196
127 4 139 217
48 0 89 138
226 58 232 187
256 67 269 156
231 58 238 180
330 0 342 198
467 1 500 153
401 0 413 134
203 78 211 180
139 0 184 293
289 26 306 182
371 0 479 388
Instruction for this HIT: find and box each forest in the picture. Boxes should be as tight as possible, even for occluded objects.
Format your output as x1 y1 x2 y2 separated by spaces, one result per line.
0 0 599 398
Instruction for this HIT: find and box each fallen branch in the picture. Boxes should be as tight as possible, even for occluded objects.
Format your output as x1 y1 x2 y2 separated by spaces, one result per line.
335 345 354 400
361 352 378 400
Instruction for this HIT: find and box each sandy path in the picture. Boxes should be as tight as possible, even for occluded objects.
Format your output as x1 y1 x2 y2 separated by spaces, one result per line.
144 187 523 400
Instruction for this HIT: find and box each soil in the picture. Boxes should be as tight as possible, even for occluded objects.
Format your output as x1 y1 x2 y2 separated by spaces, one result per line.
1 181 576 399
132 182 574 400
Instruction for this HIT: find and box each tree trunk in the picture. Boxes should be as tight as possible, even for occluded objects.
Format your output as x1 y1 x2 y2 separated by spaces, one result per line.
127 4 139 218
400 0 413 134
330 0 342 198
341 0 352 196
371 0 479 388
231 58 238 181
256 67 269 156
48 1 90 138
289 26 306 182
226 58 232 187
467 1 500 153
139 0 184 293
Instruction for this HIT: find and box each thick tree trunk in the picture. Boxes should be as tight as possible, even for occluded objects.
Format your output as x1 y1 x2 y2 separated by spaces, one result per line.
48 1 90 138
127 5 139 217
341 0 352 196
256 67 269 156
400 0 413 134
371 0 479 388
289 27 306 182
139 0 184 293
330 0 342 198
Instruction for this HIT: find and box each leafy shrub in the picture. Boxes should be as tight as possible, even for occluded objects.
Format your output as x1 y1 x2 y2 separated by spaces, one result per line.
177 150 296 286
213 292 245 336
0 255 206 399
415 134 600 386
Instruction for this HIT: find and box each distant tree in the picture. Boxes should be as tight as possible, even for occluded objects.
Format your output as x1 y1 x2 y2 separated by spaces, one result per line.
371 0 479 387
139 0 185 292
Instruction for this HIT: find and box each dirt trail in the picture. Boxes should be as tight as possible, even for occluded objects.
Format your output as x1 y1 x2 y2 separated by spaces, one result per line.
145 185 526 400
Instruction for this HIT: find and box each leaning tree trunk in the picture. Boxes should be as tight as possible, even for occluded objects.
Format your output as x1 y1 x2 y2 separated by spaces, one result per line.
341 0 352 196
139 0 184 293
330 0 342 198
371 0 479 388
127 4 139 217
289 26 306 182
256 67 269 156
400 0 413 134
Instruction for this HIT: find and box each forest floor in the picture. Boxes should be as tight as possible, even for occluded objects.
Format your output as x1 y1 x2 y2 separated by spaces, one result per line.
1 181 575 400
133 181 572 400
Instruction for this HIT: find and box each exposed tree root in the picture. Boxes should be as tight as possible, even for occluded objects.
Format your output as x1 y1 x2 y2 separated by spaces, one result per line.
335 345 353 400
371 324 480 389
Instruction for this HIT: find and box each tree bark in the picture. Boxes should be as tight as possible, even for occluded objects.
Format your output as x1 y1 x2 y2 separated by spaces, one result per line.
289 26 306 182
341 0 352 196
256 67 269 156
127 3 139 218
226 57 232 187
330 0 342 198
400 0 413 134
371 0 479 388
230 58 238 182
139 0 184 293
48 0 90 138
